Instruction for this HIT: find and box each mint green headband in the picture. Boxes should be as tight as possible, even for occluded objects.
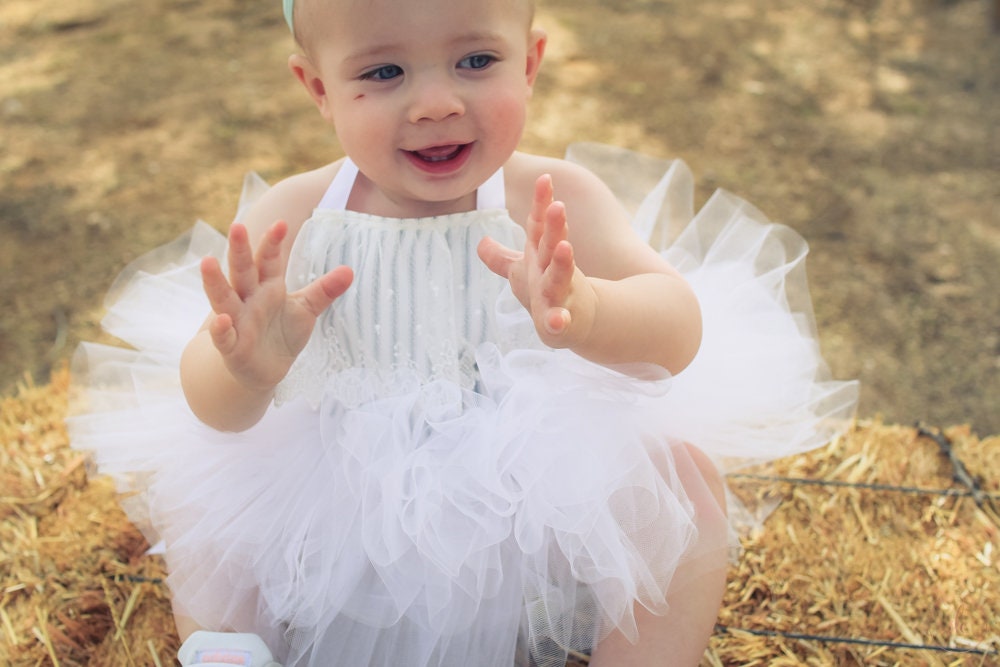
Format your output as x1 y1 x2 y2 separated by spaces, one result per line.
283 0 295 32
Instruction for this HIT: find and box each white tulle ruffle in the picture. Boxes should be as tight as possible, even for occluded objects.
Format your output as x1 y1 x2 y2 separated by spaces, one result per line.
68 144 857 667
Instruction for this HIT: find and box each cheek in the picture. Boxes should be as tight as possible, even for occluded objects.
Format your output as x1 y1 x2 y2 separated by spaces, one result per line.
479 88 528 133
491 101 528 154
335 104 389 142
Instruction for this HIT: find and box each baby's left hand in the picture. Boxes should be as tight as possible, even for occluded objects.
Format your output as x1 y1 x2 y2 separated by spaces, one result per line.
478 174 597 349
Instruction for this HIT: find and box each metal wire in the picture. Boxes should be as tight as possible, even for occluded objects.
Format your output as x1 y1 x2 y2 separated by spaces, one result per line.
714 624 999 657
726 472 1000 499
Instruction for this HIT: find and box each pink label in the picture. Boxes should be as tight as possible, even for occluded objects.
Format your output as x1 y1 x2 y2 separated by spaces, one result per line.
193 649 252 666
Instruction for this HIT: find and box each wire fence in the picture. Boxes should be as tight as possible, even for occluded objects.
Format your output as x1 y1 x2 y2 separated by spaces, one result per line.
721 424 1000 660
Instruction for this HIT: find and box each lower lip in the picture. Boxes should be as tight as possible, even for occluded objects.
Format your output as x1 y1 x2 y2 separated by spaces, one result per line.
403 143 473 175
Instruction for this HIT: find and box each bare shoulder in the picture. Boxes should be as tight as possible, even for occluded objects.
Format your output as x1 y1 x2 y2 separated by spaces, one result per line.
504 151 675 279
239 159 345 245
503 152 626 227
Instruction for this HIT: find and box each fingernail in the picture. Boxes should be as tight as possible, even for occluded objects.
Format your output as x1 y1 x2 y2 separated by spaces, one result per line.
544 308 570 335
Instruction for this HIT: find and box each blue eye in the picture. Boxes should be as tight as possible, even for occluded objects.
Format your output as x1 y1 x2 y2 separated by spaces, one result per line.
458 54 496 70
361 64 403 81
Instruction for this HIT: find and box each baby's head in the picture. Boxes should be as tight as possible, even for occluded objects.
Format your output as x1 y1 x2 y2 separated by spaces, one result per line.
284 0 546 216
284 0 536 52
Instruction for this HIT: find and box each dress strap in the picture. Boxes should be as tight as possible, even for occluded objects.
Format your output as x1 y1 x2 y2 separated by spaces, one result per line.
476 166 505 211
315 158 506 212
316 159 359 211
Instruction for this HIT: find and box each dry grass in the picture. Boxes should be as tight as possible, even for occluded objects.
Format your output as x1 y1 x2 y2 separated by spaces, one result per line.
1 368 175 666
2 369 997 666
713 423 1000 666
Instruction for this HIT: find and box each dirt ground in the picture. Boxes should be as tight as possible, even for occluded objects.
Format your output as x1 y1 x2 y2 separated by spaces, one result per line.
1 0 998 434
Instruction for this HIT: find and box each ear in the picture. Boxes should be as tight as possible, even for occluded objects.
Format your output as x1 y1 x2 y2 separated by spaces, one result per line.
524 28 547 91
289 53 334 122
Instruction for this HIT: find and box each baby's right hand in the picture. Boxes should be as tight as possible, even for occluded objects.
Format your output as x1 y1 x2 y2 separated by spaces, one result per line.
200 220 354 391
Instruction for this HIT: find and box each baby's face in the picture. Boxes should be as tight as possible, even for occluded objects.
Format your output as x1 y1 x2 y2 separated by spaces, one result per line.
297 0 544 217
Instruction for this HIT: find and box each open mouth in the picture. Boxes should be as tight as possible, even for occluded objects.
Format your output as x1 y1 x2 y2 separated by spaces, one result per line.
404 143 472 173
411 144 467 162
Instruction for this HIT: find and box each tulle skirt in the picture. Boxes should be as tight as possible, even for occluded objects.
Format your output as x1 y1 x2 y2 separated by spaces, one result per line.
68 144 857 666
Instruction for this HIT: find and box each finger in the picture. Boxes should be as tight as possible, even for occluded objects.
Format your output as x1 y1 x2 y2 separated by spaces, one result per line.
294 265 354 317
226 223 258 299
201 256 244 317
536 200 568 268
256 220 290 284
527 175 554 246
544 307 571 336
207 312 238 355
541 239 576 303
477 236 523 279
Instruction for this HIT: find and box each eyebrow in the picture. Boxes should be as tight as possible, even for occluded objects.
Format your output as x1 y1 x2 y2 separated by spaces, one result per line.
343 31 508 66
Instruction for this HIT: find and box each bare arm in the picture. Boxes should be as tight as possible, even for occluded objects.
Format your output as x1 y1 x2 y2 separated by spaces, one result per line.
478 167 701 375
180 171 353 432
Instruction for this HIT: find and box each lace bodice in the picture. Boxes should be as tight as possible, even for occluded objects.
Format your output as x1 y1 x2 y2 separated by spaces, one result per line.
274 165 538 407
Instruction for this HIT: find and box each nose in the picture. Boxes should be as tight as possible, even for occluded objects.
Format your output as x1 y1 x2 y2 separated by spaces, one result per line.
407 74 465 123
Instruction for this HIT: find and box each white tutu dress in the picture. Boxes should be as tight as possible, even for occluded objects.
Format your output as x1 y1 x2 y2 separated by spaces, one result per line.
68 144 857 666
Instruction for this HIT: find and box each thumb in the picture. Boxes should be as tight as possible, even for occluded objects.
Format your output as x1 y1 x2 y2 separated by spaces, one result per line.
477 236 522 279
297 265 354 317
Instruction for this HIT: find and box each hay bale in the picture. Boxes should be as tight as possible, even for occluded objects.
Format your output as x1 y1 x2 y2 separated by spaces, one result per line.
1 371 997 665
714 422 1000 665
1 368 176 666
